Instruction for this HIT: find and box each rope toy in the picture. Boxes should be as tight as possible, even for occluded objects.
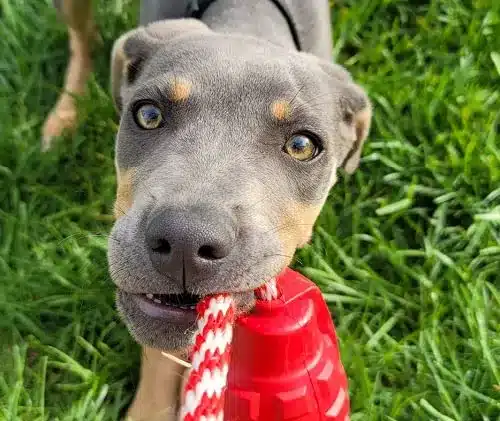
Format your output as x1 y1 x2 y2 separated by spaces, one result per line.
180 279 279 421
178 268 350 420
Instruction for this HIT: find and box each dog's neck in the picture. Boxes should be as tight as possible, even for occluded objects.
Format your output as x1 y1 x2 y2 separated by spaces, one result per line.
140 0 333 60
140 0 298 52
199 0 298 52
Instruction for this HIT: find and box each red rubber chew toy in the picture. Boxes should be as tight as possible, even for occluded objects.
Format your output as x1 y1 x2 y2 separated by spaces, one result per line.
226 268 350 421
181 268 350 421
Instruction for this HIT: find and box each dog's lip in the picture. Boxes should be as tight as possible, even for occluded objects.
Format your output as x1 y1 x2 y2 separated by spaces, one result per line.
120 285 257 322
128 292 198 324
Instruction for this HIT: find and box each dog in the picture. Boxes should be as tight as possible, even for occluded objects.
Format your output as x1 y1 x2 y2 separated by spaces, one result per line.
44 1 372 419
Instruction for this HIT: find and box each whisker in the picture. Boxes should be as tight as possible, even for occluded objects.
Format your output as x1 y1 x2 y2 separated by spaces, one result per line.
289 83 306 107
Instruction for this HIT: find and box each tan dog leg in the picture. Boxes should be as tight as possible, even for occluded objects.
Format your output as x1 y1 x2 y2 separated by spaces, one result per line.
42 0 94 151
126 347 188 421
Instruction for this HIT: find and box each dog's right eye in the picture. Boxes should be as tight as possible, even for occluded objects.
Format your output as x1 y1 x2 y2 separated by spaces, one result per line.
283 133 322 161
134 103 163 129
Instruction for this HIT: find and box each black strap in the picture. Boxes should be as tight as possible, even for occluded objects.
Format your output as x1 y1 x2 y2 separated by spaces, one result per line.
185 0 214 18
185 0 302 51
268 0 302 51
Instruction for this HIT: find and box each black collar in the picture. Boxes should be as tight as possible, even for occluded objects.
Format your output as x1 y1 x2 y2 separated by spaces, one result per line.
185 0 302 51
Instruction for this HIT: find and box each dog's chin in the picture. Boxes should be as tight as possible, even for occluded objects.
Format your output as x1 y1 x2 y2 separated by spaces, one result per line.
116 288 256 352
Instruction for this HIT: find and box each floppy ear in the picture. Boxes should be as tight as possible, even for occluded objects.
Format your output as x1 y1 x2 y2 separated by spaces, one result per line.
110 19 210 112
337 80 372 173
318 61 372 173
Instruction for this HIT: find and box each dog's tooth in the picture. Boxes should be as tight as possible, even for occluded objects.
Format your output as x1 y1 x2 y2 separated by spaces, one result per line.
153 298 162 304
146 293 153 300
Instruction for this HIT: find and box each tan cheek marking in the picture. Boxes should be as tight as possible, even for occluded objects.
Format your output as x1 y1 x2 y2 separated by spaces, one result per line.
278 202 323 257
271 100 292 121
114 168 136 219
168 77 192 103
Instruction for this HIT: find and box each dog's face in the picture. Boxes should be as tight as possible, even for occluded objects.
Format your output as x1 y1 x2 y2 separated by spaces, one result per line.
108 19 371 351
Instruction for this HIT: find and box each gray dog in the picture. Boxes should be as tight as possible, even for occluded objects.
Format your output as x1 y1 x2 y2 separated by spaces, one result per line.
45 1 371 419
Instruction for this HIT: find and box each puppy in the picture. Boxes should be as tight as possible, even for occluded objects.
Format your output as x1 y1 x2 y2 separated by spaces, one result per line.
47 1 371 419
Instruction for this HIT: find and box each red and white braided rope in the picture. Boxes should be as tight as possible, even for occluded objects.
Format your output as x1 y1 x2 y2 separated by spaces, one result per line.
180 278 279 421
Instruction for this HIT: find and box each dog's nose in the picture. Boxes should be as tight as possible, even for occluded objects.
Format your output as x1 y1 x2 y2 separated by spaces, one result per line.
145 206 236 283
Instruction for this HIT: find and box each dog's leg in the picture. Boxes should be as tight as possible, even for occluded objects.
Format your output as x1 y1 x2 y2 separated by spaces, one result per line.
126 347 187 421
42 0 95 151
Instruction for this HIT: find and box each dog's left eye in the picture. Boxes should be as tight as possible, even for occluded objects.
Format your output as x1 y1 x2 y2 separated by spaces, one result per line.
283 133 321 161
134 103 163 129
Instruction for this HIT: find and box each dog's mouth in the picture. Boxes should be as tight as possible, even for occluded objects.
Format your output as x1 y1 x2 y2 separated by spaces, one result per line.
142 292 201 310
129 291 202 323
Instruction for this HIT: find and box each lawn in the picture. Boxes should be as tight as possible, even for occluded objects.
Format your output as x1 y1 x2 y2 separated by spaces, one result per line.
1 0 499 420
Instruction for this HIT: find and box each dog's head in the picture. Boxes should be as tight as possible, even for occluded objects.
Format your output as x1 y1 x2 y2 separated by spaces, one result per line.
108 19 371 351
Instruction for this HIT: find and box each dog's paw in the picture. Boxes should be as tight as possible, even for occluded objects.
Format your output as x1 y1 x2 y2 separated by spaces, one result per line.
41 105 78 151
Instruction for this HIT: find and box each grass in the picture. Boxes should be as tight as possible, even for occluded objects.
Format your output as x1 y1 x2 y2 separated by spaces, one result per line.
0 0 499 419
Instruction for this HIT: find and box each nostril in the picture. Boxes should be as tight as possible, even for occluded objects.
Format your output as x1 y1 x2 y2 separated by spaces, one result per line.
197 244 226 260
152 238 172 255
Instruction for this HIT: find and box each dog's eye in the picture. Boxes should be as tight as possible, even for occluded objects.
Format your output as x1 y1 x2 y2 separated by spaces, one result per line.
135 103 163 129
283 134 321 161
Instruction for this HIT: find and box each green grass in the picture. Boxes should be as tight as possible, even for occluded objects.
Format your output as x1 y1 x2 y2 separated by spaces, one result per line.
1 0 499 419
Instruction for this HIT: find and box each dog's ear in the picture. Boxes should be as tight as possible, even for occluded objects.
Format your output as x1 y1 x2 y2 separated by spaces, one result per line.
337 80 372 174
318 62 372 174
110 19 210 112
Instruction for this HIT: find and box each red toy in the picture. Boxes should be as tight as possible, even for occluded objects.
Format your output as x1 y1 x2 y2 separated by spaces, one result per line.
181 269 350 421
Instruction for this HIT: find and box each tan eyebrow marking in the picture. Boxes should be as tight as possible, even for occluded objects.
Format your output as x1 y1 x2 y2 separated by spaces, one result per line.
168 77 192 103
271 100 292 121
